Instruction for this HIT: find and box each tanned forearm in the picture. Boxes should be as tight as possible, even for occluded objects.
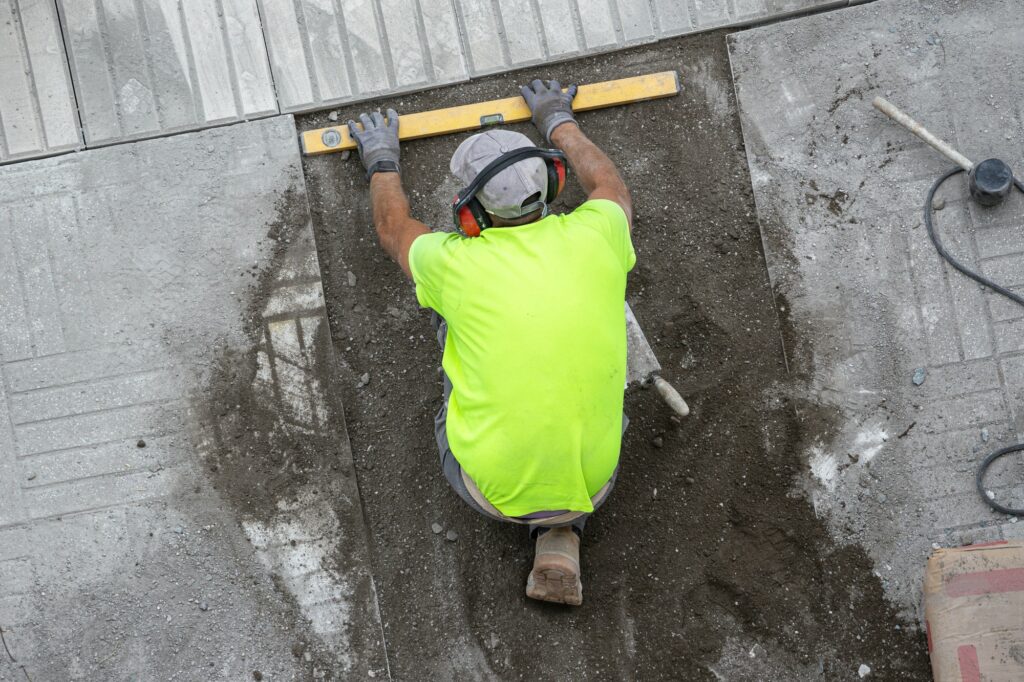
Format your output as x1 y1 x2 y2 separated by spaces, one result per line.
549 123 632 225
369 172 430 278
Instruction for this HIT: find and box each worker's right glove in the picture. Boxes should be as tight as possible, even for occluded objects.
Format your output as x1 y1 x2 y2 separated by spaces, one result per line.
520 79 578 143
347 109 401 181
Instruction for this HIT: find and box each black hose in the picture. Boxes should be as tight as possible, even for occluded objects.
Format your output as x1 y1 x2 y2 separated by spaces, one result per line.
976 444 1024 516
925 168 1024 515
925 169 1024 306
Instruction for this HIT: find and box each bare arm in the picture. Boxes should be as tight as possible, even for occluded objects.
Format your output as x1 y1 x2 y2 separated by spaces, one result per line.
549 123 632 228
369 172 430 278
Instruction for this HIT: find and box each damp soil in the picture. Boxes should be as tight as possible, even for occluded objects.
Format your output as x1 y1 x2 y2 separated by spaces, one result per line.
298 32 932 680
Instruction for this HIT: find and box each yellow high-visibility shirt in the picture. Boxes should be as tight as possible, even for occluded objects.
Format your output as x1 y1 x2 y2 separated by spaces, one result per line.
409 199 635 516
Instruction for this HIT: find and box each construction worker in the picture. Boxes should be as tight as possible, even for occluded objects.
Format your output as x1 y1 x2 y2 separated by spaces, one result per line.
348 80 634 606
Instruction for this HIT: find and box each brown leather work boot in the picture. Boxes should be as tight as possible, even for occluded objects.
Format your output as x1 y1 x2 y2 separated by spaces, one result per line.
525 527 582 606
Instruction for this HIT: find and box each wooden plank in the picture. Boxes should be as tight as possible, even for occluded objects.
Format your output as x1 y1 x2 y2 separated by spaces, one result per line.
301 70 679 155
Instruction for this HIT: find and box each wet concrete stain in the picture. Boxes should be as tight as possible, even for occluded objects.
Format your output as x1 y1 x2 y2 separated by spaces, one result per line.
192 187 388 679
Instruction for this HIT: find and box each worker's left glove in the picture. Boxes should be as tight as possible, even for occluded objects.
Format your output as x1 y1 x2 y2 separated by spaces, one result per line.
347 109 400 181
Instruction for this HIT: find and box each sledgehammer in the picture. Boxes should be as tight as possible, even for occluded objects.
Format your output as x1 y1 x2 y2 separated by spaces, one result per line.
626 303 690 418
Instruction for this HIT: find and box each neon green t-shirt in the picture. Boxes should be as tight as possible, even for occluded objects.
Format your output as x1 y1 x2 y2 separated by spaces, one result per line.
409 199 636 517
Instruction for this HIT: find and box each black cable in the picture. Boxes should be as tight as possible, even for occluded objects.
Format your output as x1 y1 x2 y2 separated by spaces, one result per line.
925 168 1024 515
976 444 1024 516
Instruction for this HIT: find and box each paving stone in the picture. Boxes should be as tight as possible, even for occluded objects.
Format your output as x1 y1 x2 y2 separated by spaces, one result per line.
537 0 583 56
57 0 277 146
4 0 846 152
0 0 81 163
0 116 385 678
730 0 1024 617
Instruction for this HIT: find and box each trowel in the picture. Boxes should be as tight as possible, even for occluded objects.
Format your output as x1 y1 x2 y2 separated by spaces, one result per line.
626 303 690 418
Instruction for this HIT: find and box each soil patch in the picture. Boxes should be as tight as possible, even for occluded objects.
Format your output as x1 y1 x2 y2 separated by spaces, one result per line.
299 32 931 680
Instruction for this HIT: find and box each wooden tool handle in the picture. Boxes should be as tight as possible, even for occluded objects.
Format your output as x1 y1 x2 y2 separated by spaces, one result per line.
872 97 974 172
653 375 690 418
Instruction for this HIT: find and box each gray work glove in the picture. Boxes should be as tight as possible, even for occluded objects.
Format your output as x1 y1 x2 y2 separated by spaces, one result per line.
347 109 400 181
520 79 578 142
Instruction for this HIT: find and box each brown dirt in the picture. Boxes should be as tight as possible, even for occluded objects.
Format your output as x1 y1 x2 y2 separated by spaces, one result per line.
298 32 932 680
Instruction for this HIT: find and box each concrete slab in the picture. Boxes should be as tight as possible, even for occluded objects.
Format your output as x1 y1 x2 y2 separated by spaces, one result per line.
264 0 849 105
0 116 386 680
55 0 279 146
3 0 855 153
730 0 1024 618
0 0 82 163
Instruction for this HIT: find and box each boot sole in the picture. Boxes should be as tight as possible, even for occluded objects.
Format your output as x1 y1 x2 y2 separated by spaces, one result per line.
526 566 583 606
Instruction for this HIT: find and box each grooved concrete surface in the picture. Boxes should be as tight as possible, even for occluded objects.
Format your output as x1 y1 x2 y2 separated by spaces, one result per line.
730 0 1024 618
56 0 279 146
0 116 386 680
3 0 850 161
0 0 81 163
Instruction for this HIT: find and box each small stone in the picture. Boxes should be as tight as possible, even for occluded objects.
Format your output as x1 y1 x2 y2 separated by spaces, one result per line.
304 651 312 662
684 476 695 485
876 493 887 503
652 435 664 449
327 111 339 122
981 428 990 443
26 472 36 481
253 672 263 681
986 490 996 500
347 271 357 287
931 197 945 211
445 530 458 542
387 306 402 318
358 372 370 387
858 663 871 678
431 522 443 534
174 526 184 535
652 488 658 499
137 439 146 448
199 601 208 611
912 368 927 386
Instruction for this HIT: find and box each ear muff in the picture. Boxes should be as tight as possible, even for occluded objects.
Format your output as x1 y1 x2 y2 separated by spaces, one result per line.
548 158 567 203
452 147 568 237
452 194 490 237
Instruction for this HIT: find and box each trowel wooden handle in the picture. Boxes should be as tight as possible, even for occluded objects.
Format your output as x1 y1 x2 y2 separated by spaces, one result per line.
653 375 689 418
872 97 974 172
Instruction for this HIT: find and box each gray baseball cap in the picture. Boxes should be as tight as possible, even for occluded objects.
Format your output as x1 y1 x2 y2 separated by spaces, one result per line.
450 130 548 219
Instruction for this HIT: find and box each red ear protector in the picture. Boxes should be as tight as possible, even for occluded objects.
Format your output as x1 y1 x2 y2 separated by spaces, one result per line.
451 147 568 237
